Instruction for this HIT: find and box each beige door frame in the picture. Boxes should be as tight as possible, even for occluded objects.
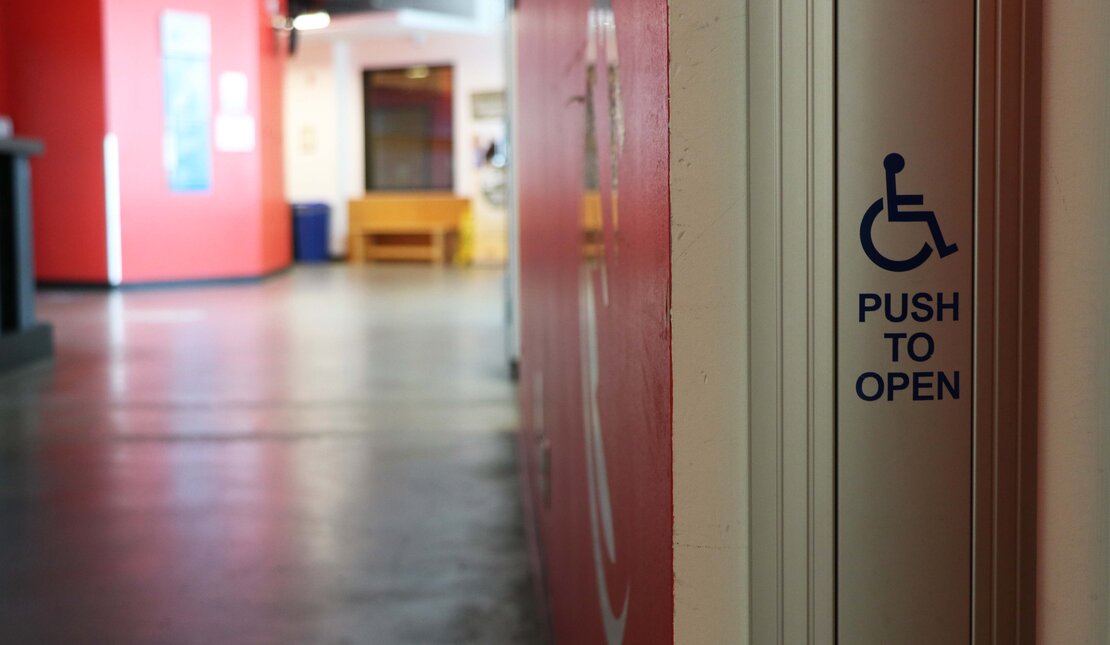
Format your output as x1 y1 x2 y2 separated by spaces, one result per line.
671 0 1041 642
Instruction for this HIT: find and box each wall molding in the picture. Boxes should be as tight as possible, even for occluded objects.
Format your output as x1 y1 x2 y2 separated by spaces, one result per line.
747 0 836 642
973 0 1041 641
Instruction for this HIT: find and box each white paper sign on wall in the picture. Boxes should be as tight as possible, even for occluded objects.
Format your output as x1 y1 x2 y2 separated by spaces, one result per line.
215 71 255 153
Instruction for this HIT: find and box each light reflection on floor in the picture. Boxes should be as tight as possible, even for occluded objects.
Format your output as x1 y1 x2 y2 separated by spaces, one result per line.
0 264 543 645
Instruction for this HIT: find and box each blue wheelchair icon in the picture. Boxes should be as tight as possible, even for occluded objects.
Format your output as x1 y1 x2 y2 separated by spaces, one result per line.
860 153 958 272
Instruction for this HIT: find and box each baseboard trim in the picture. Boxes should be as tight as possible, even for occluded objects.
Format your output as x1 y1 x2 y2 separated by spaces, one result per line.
37 264 293 291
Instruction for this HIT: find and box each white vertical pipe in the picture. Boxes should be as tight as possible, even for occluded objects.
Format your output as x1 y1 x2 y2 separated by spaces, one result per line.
331 39 353 258
103 133 123 286
505 3 521 369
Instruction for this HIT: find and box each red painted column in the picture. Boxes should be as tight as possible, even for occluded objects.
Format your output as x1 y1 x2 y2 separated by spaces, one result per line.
516 0 673 642
257 0 291 274
0 0 10 116
6 0 110 282
104 0 289 282
6 0 288 284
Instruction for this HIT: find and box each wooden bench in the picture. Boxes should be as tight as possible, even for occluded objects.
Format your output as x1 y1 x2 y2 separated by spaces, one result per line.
348 193 470 264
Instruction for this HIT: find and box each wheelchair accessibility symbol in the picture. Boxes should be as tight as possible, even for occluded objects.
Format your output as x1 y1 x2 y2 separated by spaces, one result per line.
861 153 959 272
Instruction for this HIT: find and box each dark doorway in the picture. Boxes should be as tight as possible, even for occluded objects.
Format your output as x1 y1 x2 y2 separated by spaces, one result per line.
363 65 454 192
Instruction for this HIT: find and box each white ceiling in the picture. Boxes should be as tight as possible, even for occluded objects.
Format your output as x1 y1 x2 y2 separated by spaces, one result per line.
300 4 503 42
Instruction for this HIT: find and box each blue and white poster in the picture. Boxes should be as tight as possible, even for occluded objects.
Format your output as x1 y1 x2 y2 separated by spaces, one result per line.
161 11 212 192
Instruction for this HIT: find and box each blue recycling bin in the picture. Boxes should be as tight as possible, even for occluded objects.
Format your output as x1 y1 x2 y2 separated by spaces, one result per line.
292 203 330 262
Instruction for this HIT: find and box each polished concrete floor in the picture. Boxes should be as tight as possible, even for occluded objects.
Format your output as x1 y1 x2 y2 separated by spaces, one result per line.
0 265 544 644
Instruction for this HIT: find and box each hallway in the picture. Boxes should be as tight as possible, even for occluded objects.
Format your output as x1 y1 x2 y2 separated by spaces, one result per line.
0 265 542 644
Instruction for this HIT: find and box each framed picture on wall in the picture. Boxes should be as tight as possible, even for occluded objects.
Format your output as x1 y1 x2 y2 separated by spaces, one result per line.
471 91 506 120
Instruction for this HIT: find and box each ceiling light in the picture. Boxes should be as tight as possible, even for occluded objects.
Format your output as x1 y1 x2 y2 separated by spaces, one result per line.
292 12 330 31
405 66 431 80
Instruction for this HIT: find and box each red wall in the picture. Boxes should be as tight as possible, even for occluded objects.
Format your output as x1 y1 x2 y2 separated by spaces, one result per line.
257 0 290 273
4 0 287 284
104 0 290 283
7 0 110 282
0 1 10 115
516 0 673 642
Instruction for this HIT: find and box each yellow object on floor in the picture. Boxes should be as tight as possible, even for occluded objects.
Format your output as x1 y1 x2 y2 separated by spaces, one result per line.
454 206 476 267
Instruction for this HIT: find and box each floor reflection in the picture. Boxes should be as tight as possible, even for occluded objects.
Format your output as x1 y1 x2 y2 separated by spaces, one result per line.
0 265 542 644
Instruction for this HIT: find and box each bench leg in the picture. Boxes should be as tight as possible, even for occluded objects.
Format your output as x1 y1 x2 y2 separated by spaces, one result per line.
350 230 367 264
431 230 446 264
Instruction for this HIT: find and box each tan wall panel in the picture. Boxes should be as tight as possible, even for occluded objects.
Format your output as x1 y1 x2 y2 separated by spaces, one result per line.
1038 1 1110 641
670 1 749 642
